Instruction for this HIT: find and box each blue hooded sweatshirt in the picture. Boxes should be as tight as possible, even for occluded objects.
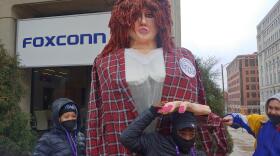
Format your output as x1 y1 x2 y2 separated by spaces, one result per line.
229 93 280 156
253 93 280 156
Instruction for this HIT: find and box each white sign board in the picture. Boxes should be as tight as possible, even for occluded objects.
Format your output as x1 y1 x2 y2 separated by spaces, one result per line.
17 12 111 67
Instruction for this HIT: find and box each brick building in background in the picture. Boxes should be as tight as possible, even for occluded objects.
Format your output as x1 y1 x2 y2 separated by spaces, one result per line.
226 53 260 114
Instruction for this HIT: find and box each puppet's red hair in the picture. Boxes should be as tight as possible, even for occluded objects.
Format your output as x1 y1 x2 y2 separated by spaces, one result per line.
101 0 175 56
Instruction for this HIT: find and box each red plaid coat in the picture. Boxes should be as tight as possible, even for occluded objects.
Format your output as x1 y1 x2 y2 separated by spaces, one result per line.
86 48 228 156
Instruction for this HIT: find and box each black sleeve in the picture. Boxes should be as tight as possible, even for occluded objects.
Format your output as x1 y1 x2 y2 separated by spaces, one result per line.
32 134 51 156
119 106 160 154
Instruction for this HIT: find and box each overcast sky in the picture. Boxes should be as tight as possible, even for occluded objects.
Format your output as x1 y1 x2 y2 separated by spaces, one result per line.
181 0 279 89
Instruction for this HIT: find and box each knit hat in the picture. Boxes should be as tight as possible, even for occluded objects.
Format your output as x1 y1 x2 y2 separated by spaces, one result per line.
172 111 197 130
59 102 78 117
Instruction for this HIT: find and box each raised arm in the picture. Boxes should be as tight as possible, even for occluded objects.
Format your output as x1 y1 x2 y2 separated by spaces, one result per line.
223 113 267 137
119 106 160 154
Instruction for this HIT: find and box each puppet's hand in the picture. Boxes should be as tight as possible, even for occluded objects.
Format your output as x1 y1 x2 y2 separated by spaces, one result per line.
186 102 211 115
158 101 181 114
158 101 211 115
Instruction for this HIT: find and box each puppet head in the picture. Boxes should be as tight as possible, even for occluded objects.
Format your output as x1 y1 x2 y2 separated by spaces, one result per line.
102 0 174 55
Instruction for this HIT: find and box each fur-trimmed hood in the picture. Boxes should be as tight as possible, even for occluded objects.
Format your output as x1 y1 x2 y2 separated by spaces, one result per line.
265 93 280 115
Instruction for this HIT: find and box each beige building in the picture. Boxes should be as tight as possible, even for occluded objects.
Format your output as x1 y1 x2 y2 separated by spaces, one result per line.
0 0 181 130
257 1 280 114
226 53 260 114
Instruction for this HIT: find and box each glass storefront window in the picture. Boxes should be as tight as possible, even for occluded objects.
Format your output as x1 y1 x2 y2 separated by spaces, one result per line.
31 66 91 132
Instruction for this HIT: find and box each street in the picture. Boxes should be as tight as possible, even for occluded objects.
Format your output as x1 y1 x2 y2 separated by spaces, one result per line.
228 127 255 156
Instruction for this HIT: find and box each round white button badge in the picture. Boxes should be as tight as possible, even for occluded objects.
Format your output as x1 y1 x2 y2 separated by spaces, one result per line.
179 58 196 78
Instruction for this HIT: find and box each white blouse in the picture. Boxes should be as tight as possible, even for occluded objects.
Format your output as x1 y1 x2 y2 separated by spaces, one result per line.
125 48 166 132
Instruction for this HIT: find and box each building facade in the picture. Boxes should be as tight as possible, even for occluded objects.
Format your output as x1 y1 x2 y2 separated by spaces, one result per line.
257 1 280 114
226 53 260 114
0 0 181 130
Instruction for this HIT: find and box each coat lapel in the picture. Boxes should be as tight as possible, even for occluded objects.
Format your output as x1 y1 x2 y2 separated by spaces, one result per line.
161 49 174 102
115 49 138 115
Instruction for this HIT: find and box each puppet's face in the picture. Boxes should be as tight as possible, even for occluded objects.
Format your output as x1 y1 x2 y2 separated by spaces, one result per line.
129 8 158 47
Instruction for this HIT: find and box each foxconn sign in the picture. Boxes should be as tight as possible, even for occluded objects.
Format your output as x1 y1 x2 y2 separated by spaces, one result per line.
17 12 111 67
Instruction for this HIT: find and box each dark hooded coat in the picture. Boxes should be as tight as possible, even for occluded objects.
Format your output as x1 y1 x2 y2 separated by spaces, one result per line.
32 98 85 156
120 107 206 156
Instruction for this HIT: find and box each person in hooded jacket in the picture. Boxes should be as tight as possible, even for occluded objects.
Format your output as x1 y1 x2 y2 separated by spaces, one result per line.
223 93 280 156
33 98 85 156
120 101 209 156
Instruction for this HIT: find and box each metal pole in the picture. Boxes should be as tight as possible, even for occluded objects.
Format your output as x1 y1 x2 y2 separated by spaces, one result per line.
221 64 226 114
221 64 225 95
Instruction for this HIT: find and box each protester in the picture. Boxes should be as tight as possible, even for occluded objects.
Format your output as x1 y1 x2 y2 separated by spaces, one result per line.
223 93 280 155
33 98 85 156
120 101 209 156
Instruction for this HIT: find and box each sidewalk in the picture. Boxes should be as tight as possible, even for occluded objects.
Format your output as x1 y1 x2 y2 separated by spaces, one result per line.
228 127 255 156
